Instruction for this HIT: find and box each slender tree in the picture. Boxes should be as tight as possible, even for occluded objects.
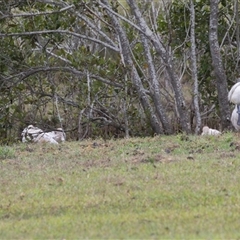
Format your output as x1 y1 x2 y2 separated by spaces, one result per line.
100 0 163 134
126 0 191 134
190 0 201 134
209 0 231 129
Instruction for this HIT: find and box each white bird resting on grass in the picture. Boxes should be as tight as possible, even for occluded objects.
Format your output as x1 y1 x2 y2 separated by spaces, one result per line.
201 126 221 136
21 125 66 144
228 82 240 129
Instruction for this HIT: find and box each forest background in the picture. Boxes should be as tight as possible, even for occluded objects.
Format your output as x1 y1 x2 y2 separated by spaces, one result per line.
0 0 239 143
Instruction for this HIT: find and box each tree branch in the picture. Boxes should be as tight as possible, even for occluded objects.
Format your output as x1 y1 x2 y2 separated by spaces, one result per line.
2 0 119 51
0 30 119 52
2 66 123 89
98 1 147 36
0 5 74 19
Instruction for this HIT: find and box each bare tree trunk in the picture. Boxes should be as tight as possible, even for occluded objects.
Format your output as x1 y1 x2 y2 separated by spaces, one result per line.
101 0 163 134
209 0 231 129
78 109 85 140
235 0 240 73
190 0 201 134
124 73 130 138
127 0 191 134
132 1 172 134
139 29 172 134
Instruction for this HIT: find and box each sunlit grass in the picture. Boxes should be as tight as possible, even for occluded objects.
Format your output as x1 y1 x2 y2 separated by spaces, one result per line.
1 133 240 238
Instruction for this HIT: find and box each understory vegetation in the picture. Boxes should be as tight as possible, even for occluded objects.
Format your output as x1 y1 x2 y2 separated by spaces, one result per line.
1 133 240 239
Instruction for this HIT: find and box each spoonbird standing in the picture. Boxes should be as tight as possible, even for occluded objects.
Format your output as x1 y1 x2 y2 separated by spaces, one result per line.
228 82 240 128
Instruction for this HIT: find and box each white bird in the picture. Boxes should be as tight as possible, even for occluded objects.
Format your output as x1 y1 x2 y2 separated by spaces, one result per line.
21 125 66 144
201 126 221 136
228 82 240 104
228 82 240 129
230 105 240 131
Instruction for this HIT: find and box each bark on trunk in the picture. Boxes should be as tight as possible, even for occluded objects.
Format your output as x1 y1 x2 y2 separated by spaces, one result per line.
209 0 231 129
127 0 191 134
101 0 163 134
190 0 201 134
139 29 172 134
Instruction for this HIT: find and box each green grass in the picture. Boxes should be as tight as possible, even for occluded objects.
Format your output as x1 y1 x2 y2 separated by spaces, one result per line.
1 132 240 239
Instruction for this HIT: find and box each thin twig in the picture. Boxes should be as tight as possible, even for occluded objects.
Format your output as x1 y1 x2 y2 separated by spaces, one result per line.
0 5 74 19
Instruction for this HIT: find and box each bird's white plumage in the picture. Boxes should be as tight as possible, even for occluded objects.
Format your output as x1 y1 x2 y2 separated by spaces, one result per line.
21 125 66 144
228 82 240 104
228 82 240 131
231 105 240 131
201 126 221 136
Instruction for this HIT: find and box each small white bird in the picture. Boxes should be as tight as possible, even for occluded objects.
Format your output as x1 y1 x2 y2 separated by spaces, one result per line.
201 126 221 136
228 82 240 128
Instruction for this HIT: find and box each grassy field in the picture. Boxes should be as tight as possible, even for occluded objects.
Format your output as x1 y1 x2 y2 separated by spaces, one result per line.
1 132 240 239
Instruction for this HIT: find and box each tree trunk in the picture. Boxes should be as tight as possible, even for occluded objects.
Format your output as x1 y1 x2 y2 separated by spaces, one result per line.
101 0 163 134
235 0 240 73
139 28 172 134
127 0 191 134
190 0 201 134
209 0 231 129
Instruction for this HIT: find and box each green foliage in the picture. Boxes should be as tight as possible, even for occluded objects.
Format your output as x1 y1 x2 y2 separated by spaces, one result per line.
0 0 238 139
157 0 238 109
